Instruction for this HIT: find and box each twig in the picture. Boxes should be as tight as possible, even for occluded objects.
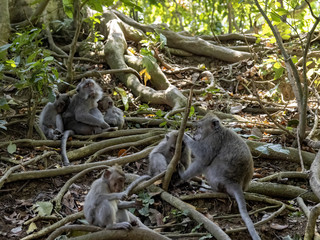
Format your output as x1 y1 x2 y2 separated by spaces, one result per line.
21 212 84 240
0 151 57 189
160 191 231 240
86 134 164 163
297 126 305 172
251 80 293 136
74 68 142 81
162 87 193 191
257 171 308 182
5 147 154 184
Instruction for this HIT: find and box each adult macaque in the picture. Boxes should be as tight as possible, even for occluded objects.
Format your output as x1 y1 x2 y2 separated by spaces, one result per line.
84 165 150 229
179 113 261 240
148 131 191 177
98 96 124 129
61 78 110 165
39 93 70 140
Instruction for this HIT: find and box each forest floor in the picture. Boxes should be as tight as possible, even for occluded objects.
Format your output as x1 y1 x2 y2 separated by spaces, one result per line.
0 44 317 240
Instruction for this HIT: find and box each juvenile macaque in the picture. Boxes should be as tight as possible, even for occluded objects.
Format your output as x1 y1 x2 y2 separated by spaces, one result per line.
61 79 110 165
98 96 124 129
148 131 191 177
39 93 70 140
84 165 150 229
179 113 261 240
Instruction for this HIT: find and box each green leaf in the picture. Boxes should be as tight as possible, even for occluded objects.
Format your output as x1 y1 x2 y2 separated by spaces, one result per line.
115 87 129 111
159 121 167 127
0 43 12 52
273 62 282 69
34 201 53 217
7 142 16 154
270 12 281 23
189 106 195 117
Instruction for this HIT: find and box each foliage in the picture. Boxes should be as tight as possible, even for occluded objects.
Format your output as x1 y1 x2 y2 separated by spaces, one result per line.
0 27 60 102
137 192 154 216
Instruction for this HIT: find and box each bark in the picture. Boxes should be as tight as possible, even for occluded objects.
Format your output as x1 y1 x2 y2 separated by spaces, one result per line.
112 10 252 63
102 11 187 109
0 0 10 55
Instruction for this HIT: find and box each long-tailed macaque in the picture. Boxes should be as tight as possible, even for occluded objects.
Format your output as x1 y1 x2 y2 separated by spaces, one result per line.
98 96 124 129
148 130 191 177
179 113 261 240
39 93 70 140
84 165 150 229
61 79 110 165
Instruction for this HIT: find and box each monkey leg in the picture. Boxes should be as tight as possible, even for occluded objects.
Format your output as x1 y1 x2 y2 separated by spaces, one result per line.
148 153 168 176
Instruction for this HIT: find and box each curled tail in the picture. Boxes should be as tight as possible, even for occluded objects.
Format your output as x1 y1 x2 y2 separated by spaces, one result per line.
228 184 261 240
125 175 150 196
61 130 74 166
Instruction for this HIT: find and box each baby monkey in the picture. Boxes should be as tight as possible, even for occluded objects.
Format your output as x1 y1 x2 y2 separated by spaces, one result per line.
84 165 149 229
39 93 70 140
179 113 261 240
98 96 125 129
148 130 191 177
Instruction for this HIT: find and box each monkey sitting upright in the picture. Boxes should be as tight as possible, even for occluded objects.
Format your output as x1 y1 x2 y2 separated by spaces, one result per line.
61 78 110 165
148 130 191 177
98 96 125 130
179 113 261 240
84 165 149 229
39 93 70 140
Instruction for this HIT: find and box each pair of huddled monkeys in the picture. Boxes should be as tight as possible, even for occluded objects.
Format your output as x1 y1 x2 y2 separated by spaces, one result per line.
39 78 124 165
148 113 261 240
40 79 260 239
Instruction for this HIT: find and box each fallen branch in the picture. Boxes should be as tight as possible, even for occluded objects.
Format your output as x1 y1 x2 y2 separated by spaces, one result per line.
0 151 57 189
21 212 84 240
5 146 154 184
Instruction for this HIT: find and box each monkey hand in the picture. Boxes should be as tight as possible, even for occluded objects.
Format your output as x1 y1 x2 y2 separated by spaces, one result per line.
118 192 128 200
134 199 143 209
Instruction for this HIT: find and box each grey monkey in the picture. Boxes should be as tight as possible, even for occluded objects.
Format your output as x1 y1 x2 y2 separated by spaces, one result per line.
61 78 110 165
39 93 70 140
148 130 191 177
179 113 261 240
84 165 149 229
98 96 124 129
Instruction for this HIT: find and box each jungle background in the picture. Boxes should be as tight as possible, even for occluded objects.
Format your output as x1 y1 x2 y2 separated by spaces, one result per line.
1 0 320 239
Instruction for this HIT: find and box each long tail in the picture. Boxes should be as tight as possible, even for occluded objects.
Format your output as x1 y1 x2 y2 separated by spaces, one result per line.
125 175 150 196
228 184 261 240
61 130 74 166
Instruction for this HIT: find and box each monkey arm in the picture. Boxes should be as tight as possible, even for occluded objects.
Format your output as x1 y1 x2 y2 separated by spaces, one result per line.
179 160 205 181
55 114 64 132
75 107 109 128
118 200 136 209
96 192 127 202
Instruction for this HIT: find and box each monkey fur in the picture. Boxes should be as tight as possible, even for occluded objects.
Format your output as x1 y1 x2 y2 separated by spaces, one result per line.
98 95 125 129
179 113 261 240
84 165 150 229
61 79 110 165
39 93 70 140
148 130 191 177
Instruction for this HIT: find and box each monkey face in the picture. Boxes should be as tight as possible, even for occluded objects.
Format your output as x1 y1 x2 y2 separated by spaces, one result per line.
77 79 102 100
193 114 221 140
55 94 70 113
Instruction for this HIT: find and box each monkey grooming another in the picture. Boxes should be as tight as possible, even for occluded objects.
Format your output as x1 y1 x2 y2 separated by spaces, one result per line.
84 165 150 229
39 93 70 140
148 130 191 177
179 113 261 240
98 95 125 129
61 78 110 165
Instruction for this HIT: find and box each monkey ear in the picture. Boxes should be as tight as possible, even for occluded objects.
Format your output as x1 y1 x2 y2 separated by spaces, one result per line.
103 169 112 179
211 119 220 129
